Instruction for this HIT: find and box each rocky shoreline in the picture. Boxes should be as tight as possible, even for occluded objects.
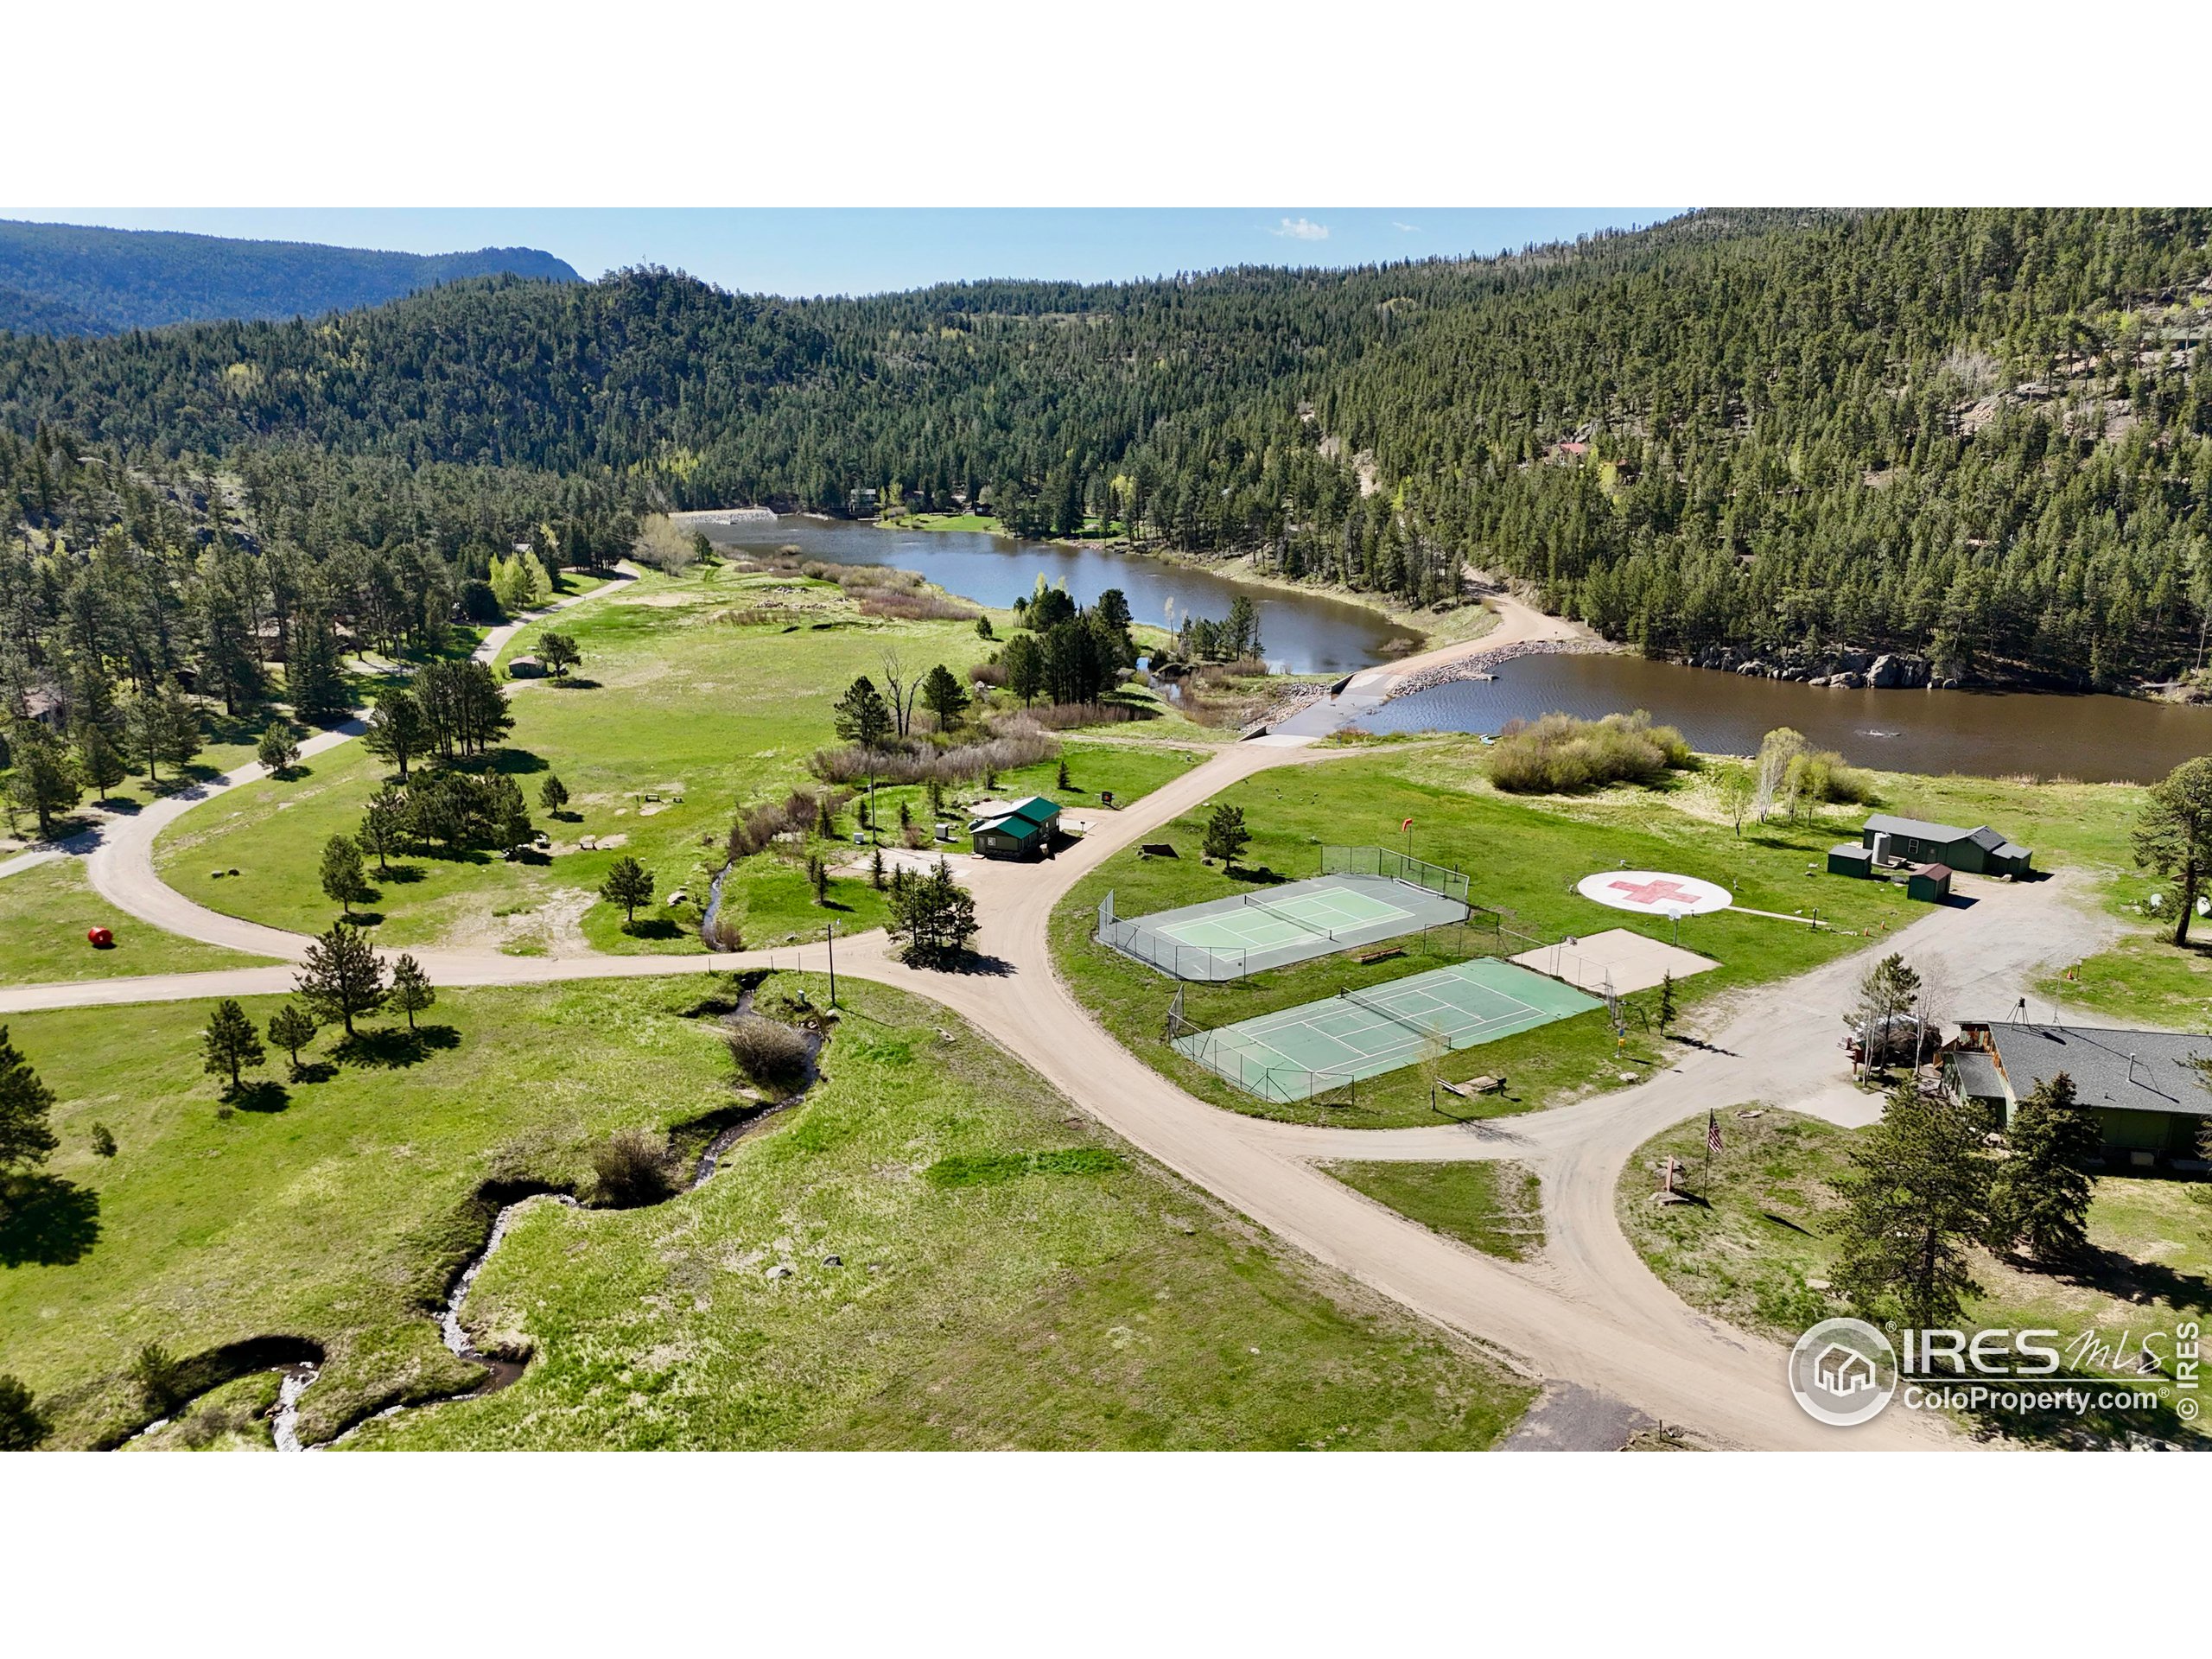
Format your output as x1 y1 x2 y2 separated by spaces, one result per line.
1681 644 1955 690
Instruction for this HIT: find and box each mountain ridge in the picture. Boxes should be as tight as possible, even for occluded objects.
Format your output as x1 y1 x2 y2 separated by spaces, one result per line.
0 219 582 335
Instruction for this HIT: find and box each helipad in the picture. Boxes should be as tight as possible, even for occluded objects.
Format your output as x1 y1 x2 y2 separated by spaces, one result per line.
1574 869 1732 916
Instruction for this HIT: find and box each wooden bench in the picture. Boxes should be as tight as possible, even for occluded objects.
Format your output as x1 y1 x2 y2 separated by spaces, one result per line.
1348 946 1406 965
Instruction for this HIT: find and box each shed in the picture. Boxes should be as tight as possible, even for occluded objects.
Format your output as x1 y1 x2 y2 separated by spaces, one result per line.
507 655 544 679
1861 813 2031 877
966 795 1061 861
1905 862 1952 904
1827 843 1873 877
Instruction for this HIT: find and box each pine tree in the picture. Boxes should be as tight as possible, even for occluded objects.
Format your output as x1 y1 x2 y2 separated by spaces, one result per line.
295 923 388 1036
75 719 127 805
921 663 969 730
601 855 655 925
267 1002 319 1075
538 773 569 817
1656 970 1678 1034
1202 803 1251 873
3 722 82 835
1831 1082 1994 1332
2133 757 2212 946
320 834 371 917
0 1373 50 1451
887 857 977 963
388 954 435 1030
0 1024 60 1176
1990 1071 2101 1267
200 998 265 1094
1844 952 1922 1074
831 675 894 747
361 686 428 779
257 719 301 777
359 783 410 874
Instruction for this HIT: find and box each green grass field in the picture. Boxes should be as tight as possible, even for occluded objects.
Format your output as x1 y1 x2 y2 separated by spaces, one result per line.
1326 1161 1546 1261
1618 1108 2212 1446
1052 749 1929 1128
1 974 1533 1451
0 859 274 985
153 568 1186 956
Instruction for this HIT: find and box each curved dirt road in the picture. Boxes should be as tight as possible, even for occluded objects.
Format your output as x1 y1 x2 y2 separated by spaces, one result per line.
0 702 2113 1446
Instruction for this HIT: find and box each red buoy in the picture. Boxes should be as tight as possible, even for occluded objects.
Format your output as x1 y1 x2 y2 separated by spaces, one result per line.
87 926 115 948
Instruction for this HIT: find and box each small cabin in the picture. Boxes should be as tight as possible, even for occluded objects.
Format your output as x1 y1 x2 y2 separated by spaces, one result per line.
966 795 1062 861
508 655 544 679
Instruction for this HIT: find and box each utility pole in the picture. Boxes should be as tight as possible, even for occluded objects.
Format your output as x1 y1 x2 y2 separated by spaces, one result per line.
826 919 836 1007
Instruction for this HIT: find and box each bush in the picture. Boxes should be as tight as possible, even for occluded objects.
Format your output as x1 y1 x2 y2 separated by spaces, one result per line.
721 1014 813 1089
590 1128 679 1207
1788 749 1875 805
1489 710 1692 793
631 513 701 574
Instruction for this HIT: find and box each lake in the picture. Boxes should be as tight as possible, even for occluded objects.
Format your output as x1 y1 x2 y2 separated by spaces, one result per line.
702 515 1409 676
703 514 2212 784
1340 651 2212 785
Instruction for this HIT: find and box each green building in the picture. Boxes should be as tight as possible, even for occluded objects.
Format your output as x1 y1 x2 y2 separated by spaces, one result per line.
1861 813 2032 877
967 795 1062 861
1948 1020 2212 1168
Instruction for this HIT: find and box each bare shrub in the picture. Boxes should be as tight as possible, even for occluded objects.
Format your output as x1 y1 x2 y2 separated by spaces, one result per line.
1019 700 1148 730
806 719 1058 789
1490 710 1692 793
859 590 979 622
722 1014 812 1089
968 660 1007 689
591 1128 679 1208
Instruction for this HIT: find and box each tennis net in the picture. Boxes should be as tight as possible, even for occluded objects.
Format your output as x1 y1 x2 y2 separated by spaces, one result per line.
1338 984 1448 1041
1243 892 1332 940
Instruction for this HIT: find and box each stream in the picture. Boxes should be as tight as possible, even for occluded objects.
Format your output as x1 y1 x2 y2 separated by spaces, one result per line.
292 984 824 1450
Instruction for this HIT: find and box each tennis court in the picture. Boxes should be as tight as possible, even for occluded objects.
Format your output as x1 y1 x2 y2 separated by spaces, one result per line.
1097 870 1467 981
1170 957 1601 1101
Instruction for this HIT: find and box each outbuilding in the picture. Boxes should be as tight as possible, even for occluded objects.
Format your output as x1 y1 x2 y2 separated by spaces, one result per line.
1827 843 1873 877
1861 813 2032 877
966 795 1062 861
507 655 544 679
1905 862 1953 904
1947 1020 2212 1168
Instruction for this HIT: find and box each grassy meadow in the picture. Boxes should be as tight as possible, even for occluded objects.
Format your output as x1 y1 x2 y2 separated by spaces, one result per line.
0 858 273 985
1 972 1534 1452
1618 1108 2211 1446
150 565 1185 957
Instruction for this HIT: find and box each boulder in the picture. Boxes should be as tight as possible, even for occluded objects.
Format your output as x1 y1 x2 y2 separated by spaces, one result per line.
1868 653 1904 689
1834 671 1866 689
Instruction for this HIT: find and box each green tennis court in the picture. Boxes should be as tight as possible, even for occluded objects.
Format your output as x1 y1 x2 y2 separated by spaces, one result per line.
1171 958 1602 1101
1156 881 1412 951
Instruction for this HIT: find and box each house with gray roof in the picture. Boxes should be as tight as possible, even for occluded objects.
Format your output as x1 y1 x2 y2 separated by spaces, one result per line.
1947 1019 2212 1167
1862 814 2032 877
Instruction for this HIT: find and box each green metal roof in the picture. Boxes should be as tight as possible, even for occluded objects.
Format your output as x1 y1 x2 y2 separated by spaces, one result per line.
969 796 1060 836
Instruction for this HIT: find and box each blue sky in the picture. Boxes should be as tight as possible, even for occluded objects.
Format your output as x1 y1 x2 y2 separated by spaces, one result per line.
8 208 1683 296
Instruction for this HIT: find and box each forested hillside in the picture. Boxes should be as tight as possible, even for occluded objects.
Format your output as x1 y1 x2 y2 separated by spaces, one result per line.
4 208 2211 694
0 219 580 334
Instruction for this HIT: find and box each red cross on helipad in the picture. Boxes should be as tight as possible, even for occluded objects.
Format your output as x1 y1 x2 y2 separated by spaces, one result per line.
1609 876 1697 906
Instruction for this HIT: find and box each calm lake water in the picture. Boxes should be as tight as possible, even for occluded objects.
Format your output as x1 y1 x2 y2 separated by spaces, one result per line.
706 514 2212 783
1350 652 2212 785
706 515 1408 675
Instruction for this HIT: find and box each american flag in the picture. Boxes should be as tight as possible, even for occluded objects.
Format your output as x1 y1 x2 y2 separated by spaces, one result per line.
1706 1109 1723 1157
